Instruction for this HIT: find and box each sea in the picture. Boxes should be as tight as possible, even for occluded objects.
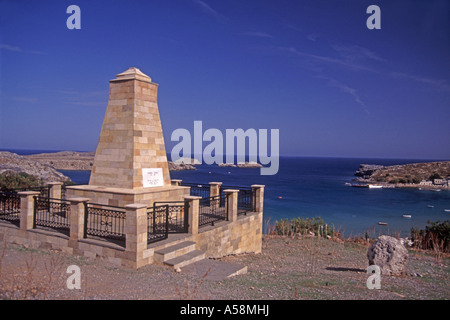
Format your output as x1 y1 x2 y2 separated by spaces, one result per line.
5 149 450 238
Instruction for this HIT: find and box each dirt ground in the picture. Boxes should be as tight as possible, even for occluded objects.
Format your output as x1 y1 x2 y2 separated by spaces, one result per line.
0 235 448 300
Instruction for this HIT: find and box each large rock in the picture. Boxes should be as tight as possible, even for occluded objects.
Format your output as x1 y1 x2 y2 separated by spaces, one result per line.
367 235 408 276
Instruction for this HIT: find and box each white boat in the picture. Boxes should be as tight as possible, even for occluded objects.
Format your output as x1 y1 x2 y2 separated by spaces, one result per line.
378 222 388 226
445 209 450 212
427 205 434 208
402 215 412 218
368 184 383 189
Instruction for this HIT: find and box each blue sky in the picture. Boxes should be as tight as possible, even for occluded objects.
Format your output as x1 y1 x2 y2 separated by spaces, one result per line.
0 0 449 159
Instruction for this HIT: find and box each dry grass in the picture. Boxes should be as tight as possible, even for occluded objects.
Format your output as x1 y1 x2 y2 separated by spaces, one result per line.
0 231 448 300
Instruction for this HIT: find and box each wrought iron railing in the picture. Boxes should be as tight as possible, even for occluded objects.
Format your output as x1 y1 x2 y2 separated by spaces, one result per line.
181 182 210 198
0 192 21 226
181 182 255 215
158 201 188 234
147 204 169 244
84 203 126 244
147 201 188 243
220 185 255 215
198 194 228 227
33 197 71 231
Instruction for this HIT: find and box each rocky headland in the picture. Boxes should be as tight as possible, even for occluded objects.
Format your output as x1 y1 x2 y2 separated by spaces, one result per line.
25 151 95 171
354 161 450 188
0 152 71 183
25 151 197 172
0 151 197 184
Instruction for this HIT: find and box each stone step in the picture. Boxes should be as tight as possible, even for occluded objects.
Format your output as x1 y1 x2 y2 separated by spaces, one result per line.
148 234 193 251
164 250 206 270
154 241 197 263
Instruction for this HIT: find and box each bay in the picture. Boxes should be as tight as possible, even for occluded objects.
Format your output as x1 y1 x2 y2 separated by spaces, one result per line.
4 149 449 238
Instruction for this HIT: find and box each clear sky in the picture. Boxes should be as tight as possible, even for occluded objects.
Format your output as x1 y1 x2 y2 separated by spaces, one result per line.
0 0 449 159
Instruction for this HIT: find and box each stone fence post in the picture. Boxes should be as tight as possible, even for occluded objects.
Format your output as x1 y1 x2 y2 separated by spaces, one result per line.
18 191 40 230
48 182 63 199
223 189 239 222
184 196 201 235
67 197 90 242
209 182 222 197
209 182 222 209
125 203 148 268
171 179 182 186
251 185 265 213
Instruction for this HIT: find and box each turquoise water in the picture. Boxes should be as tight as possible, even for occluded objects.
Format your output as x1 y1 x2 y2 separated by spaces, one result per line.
9 150 449 237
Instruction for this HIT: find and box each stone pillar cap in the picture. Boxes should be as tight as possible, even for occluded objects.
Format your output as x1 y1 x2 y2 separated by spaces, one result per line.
111 67 153 83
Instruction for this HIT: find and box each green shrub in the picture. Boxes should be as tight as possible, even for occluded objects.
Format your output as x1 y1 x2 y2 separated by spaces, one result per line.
273 216 334 237
0 171 44 191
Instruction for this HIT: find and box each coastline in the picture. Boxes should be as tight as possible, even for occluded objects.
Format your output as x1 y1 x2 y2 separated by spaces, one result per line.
353 161 450 191
350 182 450 191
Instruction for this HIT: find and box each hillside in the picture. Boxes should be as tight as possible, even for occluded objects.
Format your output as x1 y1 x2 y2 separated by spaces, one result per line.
354 161 450 185
0 152 70 183
25 151 196 172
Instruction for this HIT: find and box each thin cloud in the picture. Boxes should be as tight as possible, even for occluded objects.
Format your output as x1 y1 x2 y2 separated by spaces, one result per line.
332 44 386 63
239 31 273 39
0 43 45 55
192 0 227 24
283 23 302 33
390 72 450 92
10 96 38 103
262 40 450 114
0 44 22 52
316 74 370 116
307 33 320 42
277 46 378 73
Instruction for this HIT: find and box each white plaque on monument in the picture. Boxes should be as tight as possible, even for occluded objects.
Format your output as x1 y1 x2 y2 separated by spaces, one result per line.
142 168 164 188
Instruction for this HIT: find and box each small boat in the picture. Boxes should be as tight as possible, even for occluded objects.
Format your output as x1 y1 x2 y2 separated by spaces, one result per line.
351 184 368 188
436 189 441 192
378 222 388 226
402 215 412 218
445 209 450 212
368 184 383 189
427 205 434 208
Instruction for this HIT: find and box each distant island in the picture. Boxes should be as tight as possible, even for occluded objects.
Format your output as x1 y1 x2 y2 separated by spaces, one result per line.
218 161 263 168
353 161 450 189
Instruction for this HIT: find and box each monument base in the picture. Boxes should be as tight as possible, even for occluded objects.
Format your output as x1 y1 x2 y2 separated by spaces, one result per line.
66 185 190 207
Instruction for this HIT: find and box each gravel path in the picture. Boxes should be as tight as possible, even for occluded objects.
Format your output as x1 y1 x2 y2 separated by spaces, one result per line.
0 235 448 300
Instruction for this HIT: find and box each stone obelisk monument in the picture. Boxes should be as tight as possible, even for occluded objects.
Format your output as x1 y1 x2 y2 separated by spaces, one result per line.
89 67 171 189
67 67 188 206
